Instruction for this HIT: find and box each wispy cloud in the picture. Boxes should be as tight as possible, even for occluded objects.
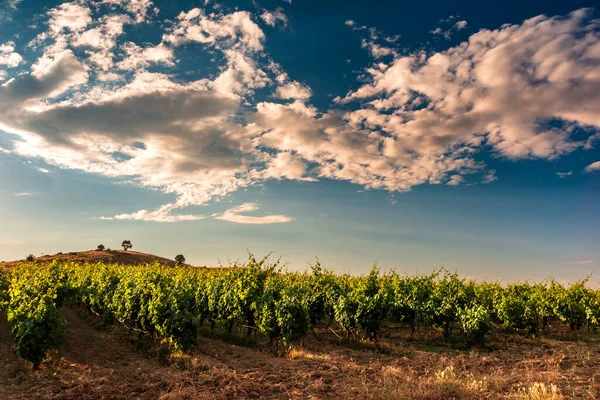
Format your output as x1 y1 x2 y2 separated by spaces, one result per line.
99 205 206 223
575 260 594 264
36 167 50 173
214 203 293 224
14 192 32 196
430 16 467 39
557 171 572 178
8 0 22 10
482 170 497 184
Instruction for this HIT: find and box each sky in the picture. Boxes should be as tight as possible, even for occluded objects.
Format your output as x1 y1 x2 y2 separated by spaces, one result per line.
0 0 599 282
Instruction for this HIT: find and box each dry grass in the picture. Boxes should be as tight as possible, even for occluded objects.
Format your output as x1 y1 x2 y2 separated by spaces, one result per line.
1 250 187 270
1 308 600 399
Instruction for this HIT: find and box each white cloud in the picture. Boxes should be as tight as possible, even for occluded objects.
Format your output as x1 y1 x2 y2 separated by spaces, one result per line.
454 20 467 30
447 175 465 186
260 8 288 27
101 0 156 24
99 203 205 222
214 203 293 224
117 42 175 70
575 260 594 264
556 171 572 178
164 9 265 52
14 192 32 196
36 167 50 173
276 81 311 100
584 161 600 173
0 6 599 223
482 170 497 184
48 2 92 33
0 41 23 67
432 18 468 39
342 10 600 164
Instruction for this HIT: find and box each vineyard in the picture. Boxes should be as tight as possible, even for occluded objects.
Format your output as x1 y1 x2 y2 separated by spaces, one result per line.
1 257 600 371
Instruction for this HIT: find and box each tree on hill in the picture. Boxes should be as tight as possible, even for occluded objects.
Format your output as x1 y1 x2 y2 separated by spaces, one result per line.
26 254 35 261
121 240 132 251
97 244 105 251
175 254 186 265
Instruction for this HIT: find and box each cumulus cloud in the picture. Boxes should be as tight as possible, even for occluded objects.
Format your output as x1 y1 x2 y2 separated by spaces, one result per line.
584 161 600 173
117 42 175 70
0 50 88 103
341 10 600 165
214 203 293 224
275 81 311 100
48 2 92 33
101 0 156 24
0 4 599 223
0 41 23 67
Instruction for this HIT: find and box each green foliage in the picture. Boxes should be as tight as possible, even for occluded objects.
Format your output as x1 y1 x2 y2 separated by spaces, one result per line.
298 262 339 328
426 270 471 339
0 269 10 310
121 240 132 251
458 304 493 345
334 267 387 341
4 259 600 367
551 279 595 330
496 283 540 336
258 274 310 346
385 272 435 334
7 265 68 368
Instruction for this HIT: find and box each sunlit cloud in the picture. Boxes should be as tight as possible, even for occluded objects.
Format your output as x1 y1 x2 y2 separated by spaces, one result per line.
214 203 293 224
584 161 600 173
0 3 598 223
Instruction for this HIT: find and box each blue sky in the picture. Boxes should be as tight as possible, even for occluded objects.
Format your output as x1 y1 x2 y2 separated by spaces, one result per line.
0 0 599 282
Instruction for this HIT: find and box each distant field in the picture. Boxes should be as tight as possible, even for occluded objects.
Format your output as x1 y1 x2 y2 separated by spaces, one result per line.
1 258 599 399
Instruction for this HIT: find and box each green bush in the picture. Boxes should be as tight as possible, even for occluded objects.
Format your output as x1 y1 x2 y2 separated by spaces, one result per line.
7 266 68 368
0 269 10 310
458 304 493 344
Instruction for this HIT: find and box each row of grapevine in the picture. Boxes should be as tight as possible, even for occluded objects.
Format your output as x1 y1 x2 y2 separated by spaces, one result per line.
0 268 10 310
3 261 600 367
5 265 69 368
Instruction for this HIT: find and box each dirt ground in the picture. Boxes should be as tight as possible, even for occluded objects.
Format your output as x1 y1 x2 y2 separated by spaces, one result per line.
1 307 600 399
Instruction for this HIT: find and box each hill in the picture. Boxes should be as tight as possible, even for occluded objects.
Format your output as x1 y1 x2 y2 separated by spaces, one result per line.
1 250 182 270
